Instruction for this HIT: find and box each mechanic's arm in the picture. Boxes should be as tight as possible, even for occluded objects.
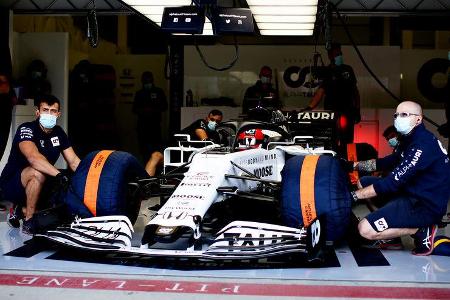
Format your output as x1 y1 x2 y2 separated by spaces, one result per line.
372 147 429 195
19 140 60 176
305 87 325 110
352 152 399 173
62 147 81 172
195 128 209 141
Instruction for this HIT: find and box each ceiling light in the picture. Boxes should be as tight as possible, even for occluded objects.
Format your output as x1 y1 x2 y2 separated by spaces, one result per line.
247 0 319 36
123 0 319 36
247 0 318 5
259 29 314 36
131 6 166 15
257 23 315 30
250 6 317 15
126 0 190 6
253 15 316 23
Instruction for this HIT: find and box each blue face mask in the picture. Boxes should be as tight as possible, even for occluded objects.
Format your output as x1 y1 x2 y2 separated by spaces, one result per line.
207 120 217 131
260 76 271 84
144 83 153 90
394 116 414 135
32 71 42 79
388 137 398 148
39 113 57 129
334 55 344 66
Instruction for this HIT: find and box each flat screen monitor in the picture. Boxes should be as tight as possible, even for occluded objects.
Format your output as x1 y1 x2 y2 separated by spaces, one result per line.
213 8 254 35
161 6 205 34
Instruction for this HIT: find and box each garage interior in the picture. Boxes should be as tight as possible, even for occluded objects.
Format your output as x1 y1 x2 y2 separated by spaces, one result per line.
0 1 450 299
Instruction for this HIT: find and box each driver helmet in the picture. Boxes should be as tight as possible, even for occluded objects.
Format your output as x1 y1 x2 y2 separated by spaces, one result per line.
236 129 268 150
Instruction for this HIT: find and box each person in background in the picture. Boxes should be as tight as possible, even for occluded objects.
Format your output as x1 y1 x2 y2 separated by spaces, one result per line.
144 110 223 177
133 71 168 167
0 94 80 234
242 66 281 114
350 101 450 255
304 43 360 145
383 125 400 152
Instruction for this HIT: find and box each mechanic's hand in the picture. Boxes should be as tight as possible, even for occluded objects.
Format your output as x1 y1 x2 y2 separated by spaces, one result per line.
339 157 355 172
55 173 70 192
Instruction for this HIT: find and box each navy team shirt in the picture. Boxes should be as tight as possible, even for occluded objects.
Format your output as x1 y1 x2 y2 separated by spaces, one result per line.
373 123 450 217
0 120 70 181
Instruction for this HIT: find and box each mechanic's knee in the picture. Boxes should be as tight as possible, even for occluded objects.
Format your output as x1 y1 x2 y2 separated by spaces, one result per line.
358 218 379 240
23 167 46 186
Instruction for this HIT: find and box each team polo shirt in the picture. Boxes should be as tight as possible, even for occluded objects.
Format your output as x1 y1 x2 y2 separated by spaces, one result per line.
0 120 70 181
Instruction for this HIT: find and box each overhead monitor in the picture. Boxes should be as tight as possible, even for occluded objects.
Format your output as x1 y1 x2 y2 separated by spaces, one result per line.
213 8 254 35
161 6 205 34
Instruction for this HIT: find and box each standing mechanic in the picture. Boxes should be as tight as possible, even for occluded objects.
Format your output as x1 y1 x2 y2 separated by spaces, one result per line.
133 71 168 163
0 94 80 234
350 101 450 255
304 43 361 145
242 66 281 114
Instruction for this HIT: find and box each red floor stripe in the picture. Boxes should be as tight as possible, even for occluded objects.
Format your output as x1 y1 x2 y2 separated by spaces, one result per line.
0 273 449 298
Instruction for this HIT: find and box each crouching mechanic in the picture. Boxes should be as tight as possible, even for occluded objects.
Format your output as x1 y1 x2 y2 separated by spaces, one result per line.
350 101 450 255
0 94 80 234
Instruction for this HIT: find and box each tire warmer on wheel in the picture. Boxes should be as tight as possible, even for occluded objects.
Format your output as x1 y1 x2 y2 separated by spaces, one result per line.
281 155 352 242
64 150 148 224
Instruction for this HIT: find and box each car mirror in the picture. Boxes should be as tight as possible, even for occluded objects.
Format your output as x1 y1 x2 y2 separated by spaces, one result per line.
174 134 190 143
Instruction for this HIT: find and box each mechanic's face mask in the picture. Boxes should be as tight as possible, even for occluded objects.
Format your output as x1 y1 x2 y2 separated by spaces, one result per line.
394 116 415 135
260 76 271 85
144 83 153 90
32 71 42 79
39 113 57 129
334 55 344 66
388 137 398 148
207 120 217 131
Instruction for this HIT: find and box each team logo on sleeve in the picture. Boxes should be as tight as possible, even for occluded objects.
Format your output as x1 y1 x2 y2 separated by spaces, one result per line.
374 217 389 232
19 127 33 140
51 137 60 147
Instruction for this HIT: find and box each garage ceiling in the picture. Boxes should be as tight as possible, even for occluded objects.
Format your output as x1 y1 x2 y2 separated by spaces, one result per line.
2 0 449 15
0 0 129 14
1 0 449 37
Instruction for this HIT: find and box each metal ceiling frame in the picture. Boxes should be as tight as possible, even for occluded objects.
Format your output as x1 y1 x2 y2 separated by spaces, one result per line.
2 0 450 16
331 0 450 16
1 0 132 15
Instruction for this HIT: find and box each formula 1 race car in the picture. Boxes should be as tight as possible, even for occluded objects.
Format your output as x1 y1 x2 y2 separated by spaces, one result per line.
37 110 353 264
